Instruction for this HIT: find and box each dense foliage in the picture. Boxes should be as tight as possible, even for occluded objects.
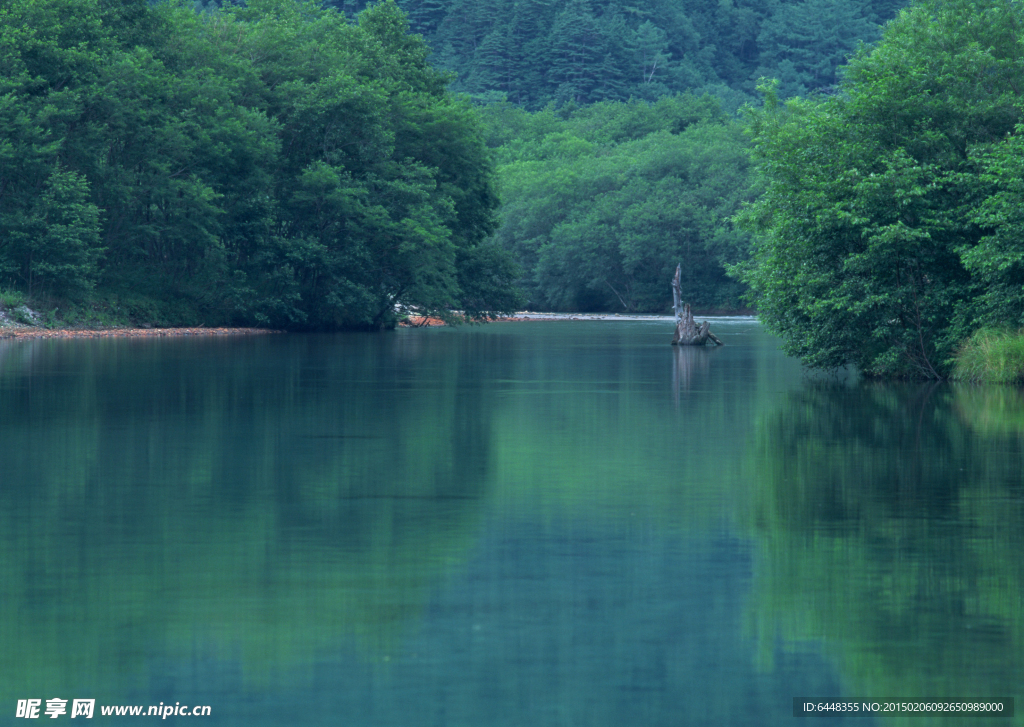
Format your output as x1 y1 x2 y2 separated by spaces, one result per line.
735 0 1024 378
329 0 904 110
482 95 754 312
0 0 520 328
312 0 904 316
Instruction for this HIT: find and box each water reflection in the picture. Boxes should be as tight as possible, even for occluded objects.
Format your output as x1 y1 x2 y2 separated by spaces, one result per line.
2 325 1021 725
953 384 1024 438
746 382 1024 724
671 344 715 402
0 334 494 698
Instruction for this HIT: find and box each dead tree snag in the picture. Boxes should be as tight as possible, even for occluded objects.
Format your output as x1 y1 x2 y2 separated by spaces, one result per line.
671 264 723 346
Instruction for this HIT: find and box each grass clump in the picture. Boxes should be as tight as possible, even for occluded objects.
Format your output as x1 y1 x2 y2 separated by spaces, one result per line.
0 289 25 309
951 328 1024 383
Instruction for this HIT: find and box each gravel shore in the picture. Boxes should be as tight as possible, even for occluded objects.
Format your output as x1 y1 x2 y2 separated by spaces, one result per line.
0 326 281 341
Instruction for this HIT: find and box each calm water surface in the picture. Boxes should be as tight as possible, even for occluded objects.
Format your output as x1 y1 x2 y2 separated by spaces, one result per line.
1 321 1021 725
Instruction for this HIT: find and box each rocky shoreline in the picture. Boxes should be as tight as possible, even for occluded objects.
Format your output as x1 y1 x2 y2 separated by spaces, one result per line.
401 312 755 327
1 312 755 338
0 326 281 341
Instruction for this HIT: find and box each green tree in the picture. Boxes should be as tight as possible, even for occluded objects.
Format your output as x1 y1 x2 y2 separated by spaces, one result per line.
467 29 517 96
754 0 879 97
402 0 450 35
487 95 752 312
0 0 518 328
546 0 608 104
0 0 112 298
735 0 1024 378
963 123 1024 328
222 0 517 328
325 0 903 110
3 166 102 298
633 20 670 89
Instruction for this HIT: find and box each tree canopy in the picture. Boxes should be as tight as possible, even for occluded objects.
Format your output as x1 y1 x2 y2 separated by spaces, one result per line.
0 0 520 328
313 0 905 318
734 0 1024 377
329 0 904 110
483 95 754 313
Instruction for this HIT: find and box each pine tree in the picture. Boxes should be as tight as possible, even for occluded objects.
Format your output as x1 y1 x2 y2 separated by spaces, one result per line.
468 29 517 97
755 0 879 97
547 0 607 105
403 0 450 36
633 20 669 86
508 0 560 107
434 0 502 60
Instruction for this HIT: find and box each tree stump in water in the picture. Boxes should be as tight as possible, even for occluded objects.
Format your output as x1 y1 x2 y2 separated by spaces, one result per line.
671 264 723 346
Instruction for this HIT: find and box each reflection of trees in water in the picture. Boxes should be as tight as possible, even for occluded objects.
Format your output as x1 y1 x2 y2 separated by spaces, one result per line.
0 339 42 373
672 344 714 404
745 383 1024 721
953 384 1024 438
0 334 494 694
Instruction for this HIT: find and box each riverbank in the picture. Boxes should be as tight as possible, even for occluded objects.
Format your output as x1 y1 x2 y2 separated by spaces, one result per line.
0 326 281 341
401 312 757 326
1 312 755 338
400 314 548 326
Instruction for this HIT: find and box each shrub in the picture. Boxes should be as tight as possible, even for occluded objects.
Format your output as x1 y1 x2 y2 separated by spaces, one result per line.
0 289 25 309
951 329 1024 384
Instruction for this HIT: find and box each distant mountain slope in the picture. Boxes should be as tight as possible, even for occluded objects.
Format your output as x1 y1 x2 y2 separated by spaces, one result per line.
328 0 907 110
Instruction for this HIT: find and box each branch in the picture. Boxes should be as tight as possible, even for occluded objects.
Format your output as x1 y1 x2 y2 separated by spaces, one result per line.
646 58 659 84
604 279 630 311
672 263 682 321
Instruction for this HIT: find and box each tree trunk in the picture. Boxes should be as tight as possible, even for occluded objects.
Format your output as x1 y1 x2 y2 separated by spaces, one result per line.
671 263 723 346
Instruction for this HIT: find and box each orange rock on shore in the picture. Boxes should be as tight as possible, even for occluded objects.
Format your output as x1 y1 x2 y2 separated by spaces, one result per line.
400 316 448 327
399 315 541 327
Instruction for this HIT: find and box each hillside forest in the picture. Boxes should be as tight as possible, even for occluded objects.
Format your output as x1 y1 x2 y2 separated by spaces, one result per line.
1 0 521 329
4 0 1024 379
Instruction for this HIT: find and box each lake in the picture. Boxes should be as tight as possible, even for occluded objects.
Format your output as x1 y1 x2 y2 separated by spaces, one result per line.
1 320 1020 725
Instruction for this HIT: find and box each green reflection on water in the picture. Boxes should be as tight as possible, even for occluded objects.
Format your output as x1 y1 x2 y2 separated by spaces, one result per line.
746 382 1024 725
0 333 493 696
484 322 793 528
0 323 1021 725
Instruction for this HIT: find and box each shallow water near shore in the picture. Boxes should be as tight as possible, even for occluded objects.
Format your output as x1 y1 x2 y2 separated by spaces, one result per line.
1 321 1021 725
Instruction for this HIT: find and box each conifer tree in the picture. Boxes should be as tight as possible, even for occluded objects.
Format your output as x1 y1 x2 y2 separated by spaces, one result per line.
547 0 607 104
755 0 878 97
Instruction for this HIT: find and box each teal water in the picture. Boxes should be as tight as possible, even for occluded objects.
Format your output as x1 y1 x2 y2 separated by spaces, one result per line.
1 321 1021 725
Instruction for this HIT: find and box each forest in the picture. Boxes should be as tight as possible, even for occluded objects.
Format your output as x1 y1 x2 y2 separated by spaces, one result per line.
0 0 521 329
298 0 908 314
481 94 752 312
327 0 905 109
4 0 1024 381
0 0 905 328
